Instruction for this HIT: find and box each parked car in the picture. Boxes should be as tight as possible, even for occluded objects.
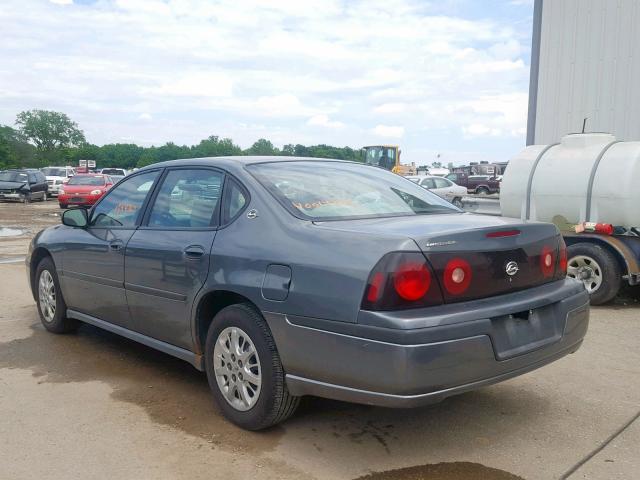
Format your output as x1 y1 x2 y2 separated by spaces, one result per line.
41 166 76 196
406 175 467 208
27 157 589 430
99 168 128 177
57 174 113 209
0 169 48 202
445 172 500 195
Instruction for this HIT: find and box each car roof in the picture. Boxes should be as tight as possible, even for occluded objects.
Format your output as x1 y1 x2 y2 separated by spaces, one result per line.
138 156 356 171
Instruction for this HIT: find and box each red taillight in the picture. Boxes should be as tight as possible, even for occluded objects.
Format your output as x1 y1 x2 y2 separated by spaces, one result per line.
393 262 431 301
361 252 443 311
366 272 384 302
443 258 472 295
540 246 555 278
556 238 568 278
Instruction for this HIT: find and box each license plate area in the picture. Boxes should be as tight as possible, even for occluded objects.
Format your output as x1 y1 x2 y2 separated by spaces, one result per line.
490 304 563 360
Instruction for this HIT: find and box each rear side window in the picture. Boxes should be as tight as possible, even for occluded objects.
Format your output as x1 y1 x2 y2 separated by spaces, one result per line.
148 169 223 228
222 178 248 224
91 171 160 228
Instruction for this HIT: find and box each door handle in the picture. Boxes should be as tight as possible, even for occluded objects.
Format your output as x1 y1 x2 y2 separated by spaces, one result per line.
183 245 205 259
109 240 124 251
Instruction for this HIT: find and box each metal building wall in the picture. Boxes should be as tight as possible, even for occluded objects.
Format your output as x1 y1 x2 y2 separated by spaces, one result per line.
528 0 640 145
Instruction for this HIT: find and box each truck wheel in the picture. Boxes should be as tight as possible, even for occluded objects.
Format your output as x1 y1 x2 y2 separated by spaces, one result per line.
476 186 490 195
204 303 300 430
567 243 621 305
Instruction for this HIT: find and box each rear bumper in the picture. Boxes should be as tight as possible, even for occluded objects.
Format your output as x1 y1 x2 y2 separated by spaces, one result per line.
265 279 589 407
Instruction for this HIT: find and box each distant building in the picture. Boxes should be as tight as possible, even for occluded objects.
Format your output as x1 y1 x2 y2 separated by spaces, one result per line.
527 0 640 145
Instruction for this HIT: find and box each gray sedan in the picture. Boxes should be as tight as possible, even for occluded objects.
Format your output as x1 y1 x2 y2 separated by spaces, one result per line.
27 157 589 430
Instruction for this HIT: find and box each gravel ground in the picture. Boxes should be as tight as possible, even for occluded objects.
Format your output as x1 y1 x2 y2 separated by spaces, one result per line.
0 200 638 480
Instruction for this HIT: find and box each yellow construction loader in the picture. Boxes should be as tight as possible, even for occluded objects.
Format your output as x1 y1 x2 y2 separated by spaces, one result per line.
362 145 416 175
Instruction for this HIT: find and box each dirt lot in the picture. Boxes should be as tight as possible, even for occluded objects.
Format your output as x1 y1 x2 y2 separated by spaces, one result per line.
0 201 639 480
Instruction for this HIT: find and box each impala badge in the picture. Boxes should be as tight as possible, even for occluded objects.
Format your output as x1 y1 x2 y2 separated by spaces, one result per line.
505 261 519 276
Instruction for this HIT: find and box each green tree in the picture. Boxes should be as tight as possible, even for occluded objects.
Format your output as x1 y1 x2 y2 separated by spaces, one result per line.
245 138 279 156
191 135 242 157
15 110 86 153
0 125 37 168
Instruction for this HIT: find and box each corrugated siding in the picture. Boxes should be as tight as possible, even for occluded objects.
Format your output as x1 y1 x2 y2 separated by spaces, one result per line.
534 0 640 144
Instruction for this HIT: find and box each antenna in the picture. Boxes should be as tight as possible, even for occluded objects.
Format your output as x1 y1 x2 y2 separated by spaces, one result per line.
581 117 588 133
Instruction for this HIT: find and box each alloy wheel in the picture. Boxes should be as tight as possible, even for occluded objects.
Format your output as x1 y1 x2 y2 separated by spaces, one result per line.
38 270 56 322
213 326 262 411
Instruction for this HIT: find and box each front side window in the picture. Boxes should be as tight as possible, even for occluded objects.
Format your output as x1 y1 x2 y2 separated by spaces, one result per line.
420 178 436 189
248 161 459 221
148 169 223 228
434 178 451 188
91 170 159 228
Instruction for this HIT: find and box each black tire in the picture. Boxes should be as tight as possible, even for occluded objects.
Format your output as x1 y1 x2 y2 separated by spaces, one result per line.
35 257 79 333
452 197 464 209
23 193 31 204
42 191 48 202
204 303 299 430
476 186 490 195
567 242 622 305
59 203 67 209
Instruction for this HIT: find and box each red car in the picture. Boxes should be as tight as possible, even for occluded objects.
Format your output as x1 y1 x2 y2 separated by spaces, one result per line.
58 174 113 209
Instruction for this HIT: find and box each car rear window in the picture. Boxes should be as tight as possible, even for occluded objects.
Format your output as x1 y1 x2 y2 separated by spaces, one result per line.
67 175 105 186
247 161 460 221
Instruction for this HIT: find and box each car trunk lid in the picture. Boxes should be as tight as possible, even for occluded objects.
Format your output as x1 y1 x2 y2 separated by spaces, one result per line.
314 213 563 303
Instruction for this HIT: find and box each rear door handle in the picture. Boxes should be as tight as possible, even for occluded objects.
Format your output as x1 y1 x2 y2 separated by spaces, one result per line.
183 245 205 259
109 240 124 251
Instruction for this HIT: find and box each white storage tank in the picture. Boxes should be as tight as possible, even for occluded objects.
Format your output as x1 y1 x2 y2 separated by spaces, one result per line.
501 133 640 228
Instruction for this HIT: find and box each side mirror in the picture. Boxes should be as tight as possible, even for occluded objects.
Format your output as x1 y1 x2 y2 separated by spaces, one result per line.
62 208 88 228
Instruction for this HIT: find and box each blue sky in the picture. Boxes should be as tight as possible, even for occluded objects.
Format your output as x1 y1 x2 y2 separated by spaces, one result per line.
0 0 534 166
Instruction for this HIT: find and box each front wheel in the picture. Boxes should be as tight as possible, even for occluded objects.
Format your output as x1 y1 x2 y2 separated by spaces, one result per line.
476 186 490 195
567 242 621 305
204 303 299 430
452 197 464 209
35 257 78 333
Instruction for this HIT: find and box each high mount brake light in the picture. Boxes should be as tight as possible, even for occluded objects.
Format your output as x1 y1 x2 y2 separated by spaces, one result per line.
443 258 472 295
361 252 443 311
486 229 521 238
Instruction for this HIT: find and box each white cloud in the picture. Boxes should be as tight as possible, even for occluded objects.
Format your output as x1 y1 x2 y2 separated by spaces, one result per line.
0 0 532 162
49 0 72 4
138 113 152 121
307 114 344 128
372 125 405 138
146 72 233 98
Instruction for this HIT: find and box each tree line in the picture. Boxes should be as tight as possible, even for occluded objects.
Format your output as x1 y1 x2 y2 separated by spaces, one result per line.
0 109 364 170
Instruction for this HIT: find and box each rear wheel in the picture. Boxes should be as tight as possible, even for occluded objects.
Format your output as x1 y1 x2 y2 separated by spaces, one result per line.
476 186 490 195
59 203 67 209
452 197 464 209
204 303 299 430
567 242 621 305
42 191 47 202
35 257 78 333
